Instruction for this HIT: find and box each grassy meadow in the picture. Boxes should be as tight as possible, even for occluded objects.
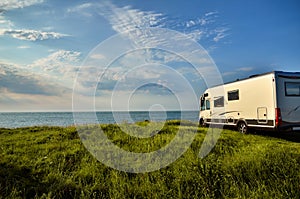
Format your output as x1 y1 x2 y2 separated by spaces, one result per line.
0 121 299 198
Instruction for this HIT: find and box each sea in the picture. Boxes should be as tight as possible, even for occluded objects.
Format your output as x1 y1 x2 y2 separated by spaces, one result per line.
0 111 199 128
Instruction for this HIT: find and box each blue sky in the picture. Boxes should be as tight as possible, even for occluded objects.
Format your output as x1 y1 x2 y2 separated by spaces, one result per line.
0 0 299 111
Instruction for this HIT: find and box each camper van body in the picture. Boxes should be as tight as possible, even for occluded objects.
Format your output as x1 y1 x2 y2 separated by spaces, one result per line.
199 71 300 133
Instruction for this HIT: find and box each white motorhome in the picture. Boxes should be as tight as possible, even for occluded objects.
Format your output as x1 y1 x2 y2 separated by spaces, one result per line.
199 71 300 133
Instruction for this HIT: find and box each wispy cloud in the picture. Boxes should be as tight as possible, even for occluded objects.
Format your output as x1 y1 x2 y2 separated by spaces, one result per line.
90 1 228 68
69 1 224 98
0 48 81 99
67 3 94 17
0 14 13 28
31 50 81 70
29 50 81 87
213 27 230 42
237 67 254 72
96 2 230 43
17 45 30 49
0 66 72 110
0 57 77 110
0 1 68 42
0 29 69 41
97 3 165 33
68 2 229 44
0 63 69 96
0 0 44 11
222 67 255 79
174 11 224 42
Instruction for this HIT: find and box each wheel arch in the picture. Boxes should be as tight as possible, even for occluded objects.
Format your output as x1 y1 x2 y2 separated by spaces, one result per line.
236 119 249 134
199 117 205 127
236 119 248 127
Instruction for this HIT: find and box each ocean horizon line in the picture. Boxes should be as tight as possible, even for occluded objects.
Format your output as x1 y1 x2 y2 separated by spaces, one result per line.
0 111 199 128
0 110 199 113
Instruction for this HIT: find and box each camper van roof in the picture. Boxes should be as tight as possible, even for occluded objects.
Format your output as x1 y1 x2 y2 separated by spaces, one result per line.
224 71 300 85
207 71 300 88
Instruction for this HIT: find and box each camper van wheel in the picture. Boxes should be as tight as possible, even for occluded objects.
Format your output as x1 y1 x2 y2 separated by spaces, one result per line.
237 122 248 134
199 118 205 127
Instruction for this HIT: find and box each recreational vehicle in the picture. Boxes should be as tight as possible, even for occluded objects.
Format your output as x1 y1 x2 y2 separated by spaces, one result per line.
199 71 300 133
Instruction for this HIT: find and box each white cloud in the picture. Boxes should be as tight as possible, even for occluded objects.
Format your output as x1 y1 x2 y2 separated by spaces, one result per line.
0 2 66 43
0 0 44 10
29 50 81 90
213 33 225 42
0 59 77 111
238 67 254 72
17 45 30 49
67 2 229 46
0 67 6 75
185 30 204 41
0 29 69 41
101 4 164 33
213 27 230 42
0 90 72 112
0 62 71 96
31 50 81 78
222 67 255 77
89 2 166 50
222 71 237 77
89 53 106 60
0 49 84 111
0 15 14 28
95 2 229 46
70 1 224 105
186 12 217 28
67 3 94 17
42 26 54 31
164 12 228 44
205 11 218 17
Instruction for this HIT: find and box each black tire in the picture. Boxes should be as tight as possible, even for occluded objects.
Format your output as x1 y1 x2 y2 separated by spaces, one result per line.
237 121 248 134
199 118 205 127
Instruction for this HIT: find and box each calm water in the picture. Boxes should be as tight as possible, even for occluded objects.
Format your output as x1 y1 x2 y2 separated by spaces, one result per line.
0 111 199 128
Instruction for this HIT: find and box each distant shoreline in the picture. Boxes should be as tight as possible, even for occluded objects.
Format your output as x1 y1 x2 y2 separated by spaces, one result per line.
0 110 199 113
0 111 199 128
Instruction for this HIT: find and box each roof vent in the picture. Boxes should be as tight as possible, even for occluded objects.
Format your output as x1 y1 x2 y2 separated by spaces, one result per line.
249 74 259 78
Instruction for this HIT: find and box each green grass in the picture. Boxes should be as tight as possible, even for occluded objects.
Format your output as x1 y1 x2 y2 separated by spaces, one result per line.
0 121 299 198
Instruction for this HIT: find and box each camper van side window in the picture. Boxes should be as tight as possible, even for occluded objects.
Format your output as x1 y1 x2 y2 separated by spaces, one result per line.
205 100 210 110
228 90 239 101
214 96 224 107
285 82 300 96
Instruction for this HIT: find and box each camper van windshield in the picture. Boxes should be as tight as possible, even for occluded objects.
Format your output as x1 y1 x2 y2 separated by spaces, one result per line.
200 98 205 110
285 82 300 96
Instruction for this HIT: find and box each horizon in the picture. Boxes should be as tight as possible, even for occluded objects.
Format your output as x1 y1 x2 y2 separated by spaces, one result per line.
0 109 199 113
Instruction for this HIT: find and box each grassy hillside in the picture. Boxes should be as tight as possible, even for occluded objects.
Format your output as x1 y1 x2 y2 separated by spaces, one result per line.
0 121 299 198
